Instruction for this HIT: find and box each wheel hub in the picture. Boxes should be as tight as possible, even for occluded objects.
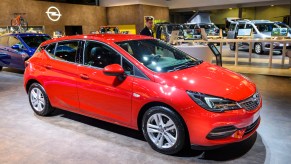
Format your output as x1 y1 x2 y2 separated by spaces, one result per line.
146 113 178 149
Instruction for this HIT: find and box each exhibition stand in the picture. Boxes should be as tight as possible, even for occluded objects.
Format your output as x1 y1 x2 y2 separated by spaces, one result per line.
174 38 291 68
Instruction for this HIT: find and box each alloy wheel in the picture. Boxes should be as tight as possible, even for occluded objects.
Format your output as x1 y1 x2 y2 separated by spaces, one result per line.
30 88 45 112
146 113 178 149
255 44 262 54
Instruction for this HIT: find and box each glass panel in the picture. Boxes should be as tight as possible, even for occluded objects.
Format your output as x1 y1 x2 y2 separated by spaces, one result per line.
84 41 121 68
55 41 79 62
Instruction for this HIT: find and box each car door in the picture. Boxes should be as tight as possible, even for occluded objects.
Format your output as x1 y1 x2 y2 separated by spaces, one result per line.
41 40 82 112
77 40 134 125
7 36 28 69
0 36 11 67
227 23 236 39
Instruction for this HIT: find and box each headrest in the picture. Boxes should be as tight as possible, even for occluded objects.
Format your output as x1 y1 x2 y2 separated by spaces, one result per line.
90 47 103 58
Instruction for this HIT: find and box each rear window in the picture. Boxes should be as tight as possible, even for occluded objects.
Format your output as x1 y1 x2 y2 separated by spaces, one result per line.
20 35 51 48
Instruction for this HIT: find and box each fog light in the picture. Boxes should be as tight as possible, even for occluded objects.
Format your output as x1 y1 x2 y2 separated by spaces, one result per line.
207 126 237 140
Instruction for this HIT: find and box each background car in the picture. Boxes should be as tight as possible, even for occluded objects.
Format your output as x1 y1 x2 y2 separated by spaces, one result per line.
0 33 51 71
227 20 290 54
24 34 261 155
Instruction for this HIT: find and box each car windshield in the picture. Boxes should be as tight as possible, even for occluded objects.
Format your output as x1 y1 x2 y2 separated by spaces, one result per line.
21 35 51 48
116 39 201 73
255 23 278 32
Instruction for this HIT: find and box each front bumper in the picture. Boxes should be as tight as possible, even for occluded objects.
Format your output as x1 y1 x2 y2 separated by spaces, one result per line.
181 99 262 148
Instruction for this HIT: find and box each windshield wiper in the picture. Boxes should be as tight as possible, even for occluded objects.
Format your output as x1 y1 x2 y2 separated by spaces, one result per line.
168 60 203 72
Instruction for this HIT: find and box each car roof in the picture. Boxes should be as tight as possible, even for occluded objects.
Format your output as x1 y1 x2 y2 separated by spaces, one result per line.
250 20 273 23
1 33 50 37
41 34 153 46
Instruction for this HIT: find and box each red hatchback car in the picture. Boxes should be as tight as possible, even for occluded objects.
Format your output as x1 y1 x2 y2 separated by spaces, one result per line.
24 34 261 155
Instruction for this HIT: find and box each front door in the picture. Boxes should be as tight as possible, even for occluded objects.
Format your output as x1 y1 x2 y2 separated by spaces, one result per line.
77 41 133 125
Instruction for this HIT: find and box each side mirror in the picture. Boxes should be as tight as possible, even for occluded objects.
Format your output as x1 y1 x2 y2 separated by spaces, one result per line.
11 44 20 50
103 64 125 76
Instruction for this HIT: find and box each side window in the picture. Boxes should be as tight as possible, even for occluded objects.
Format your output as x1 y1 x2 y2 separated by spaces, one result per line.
0 36 9 46
84 41 121 68
237 24 245 30
45 43 56 58
8 36 23 47
246 24 253 29
55 41 79 63
229 24 235 31
122 58 133 75
246 24 256 33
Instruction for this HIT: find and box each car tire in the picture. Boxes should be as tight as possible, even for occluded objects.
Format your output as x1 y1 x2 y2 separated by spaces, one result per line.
254 43 263 54
28 83 54 116
142 106 186 155
230 43 235 51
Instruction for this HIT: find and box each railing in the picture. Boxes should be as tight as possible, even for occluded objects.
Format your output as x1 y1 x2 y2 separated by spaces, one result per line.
174 38 291 68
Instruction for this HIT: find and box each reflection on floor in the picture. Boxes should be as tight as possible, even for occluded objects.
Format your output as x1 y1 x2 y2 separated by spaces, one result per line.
0 68 291 163
216 45 291 77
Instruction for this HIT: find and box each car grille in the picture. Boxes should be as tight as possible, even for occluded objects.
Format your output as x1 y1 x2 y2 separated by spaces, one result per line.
244 117 260 135
239 92 260 111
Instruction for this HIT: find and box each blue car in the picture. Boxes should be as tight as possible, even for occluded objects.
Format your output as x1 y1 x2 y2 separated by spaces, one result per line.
0 33 51 71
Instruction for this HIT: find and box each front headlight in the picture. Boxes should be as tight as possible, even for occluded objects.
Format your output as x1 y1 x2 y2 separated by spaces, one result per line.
187 91 241 112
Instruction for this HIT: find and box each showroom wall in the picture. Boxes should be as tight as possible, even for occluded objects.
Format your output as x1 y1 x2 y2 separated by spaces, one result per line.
0 0 107 35
210 5 289 25
107 4 169 33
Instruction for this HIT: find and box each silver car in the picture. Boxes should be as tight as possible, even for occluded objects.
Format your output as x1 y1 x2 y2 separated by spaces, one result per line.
227 20 289 54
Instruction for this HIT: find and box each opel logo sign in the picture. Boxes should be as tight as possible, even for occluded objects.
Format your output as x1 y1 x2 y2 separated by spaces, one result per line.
46 6 62 21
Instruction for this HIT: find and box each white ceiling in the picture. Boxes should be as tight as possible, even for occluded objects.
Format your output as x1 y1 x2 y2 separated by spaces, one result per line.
100 0 290 10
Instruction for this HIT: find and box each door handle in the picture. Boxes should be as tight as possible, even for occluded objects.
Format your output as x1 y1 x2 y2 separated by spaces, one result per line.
44 65 52 69
80 74 89 80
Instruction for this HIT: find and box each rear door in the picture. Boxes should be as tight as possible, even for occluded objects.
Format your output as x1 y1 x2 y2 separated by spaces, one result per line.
41 40 82 112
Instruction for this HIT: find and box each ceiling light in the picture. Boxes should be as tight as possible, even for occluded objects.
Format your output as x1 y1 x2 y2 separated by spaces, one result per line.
270 5 274 7
229 8 233 10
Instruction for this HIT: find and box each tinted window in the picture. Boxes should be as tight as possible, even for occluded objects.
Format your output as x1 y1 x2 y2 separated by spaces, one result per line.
116 39 200 73
45 43 56 58
255 23 278 32
20 35 51 48
55 41 79 62
0 36 9 46
229 24 236 31
84 41 121 68
237 24 245 30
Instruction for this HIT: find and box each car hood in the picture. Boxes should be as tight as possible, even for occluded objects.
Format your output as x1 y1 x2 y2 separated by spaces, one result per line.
154 62 256 101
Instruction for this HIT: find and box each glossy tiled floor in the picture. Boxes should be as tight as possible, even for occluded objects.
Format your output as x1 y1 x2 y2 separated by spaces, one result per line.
0 68 291 164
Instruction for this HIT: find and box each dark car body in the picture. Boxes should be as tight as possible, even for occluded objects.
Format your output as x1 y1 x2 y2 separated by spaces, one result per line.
0 33 50 70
